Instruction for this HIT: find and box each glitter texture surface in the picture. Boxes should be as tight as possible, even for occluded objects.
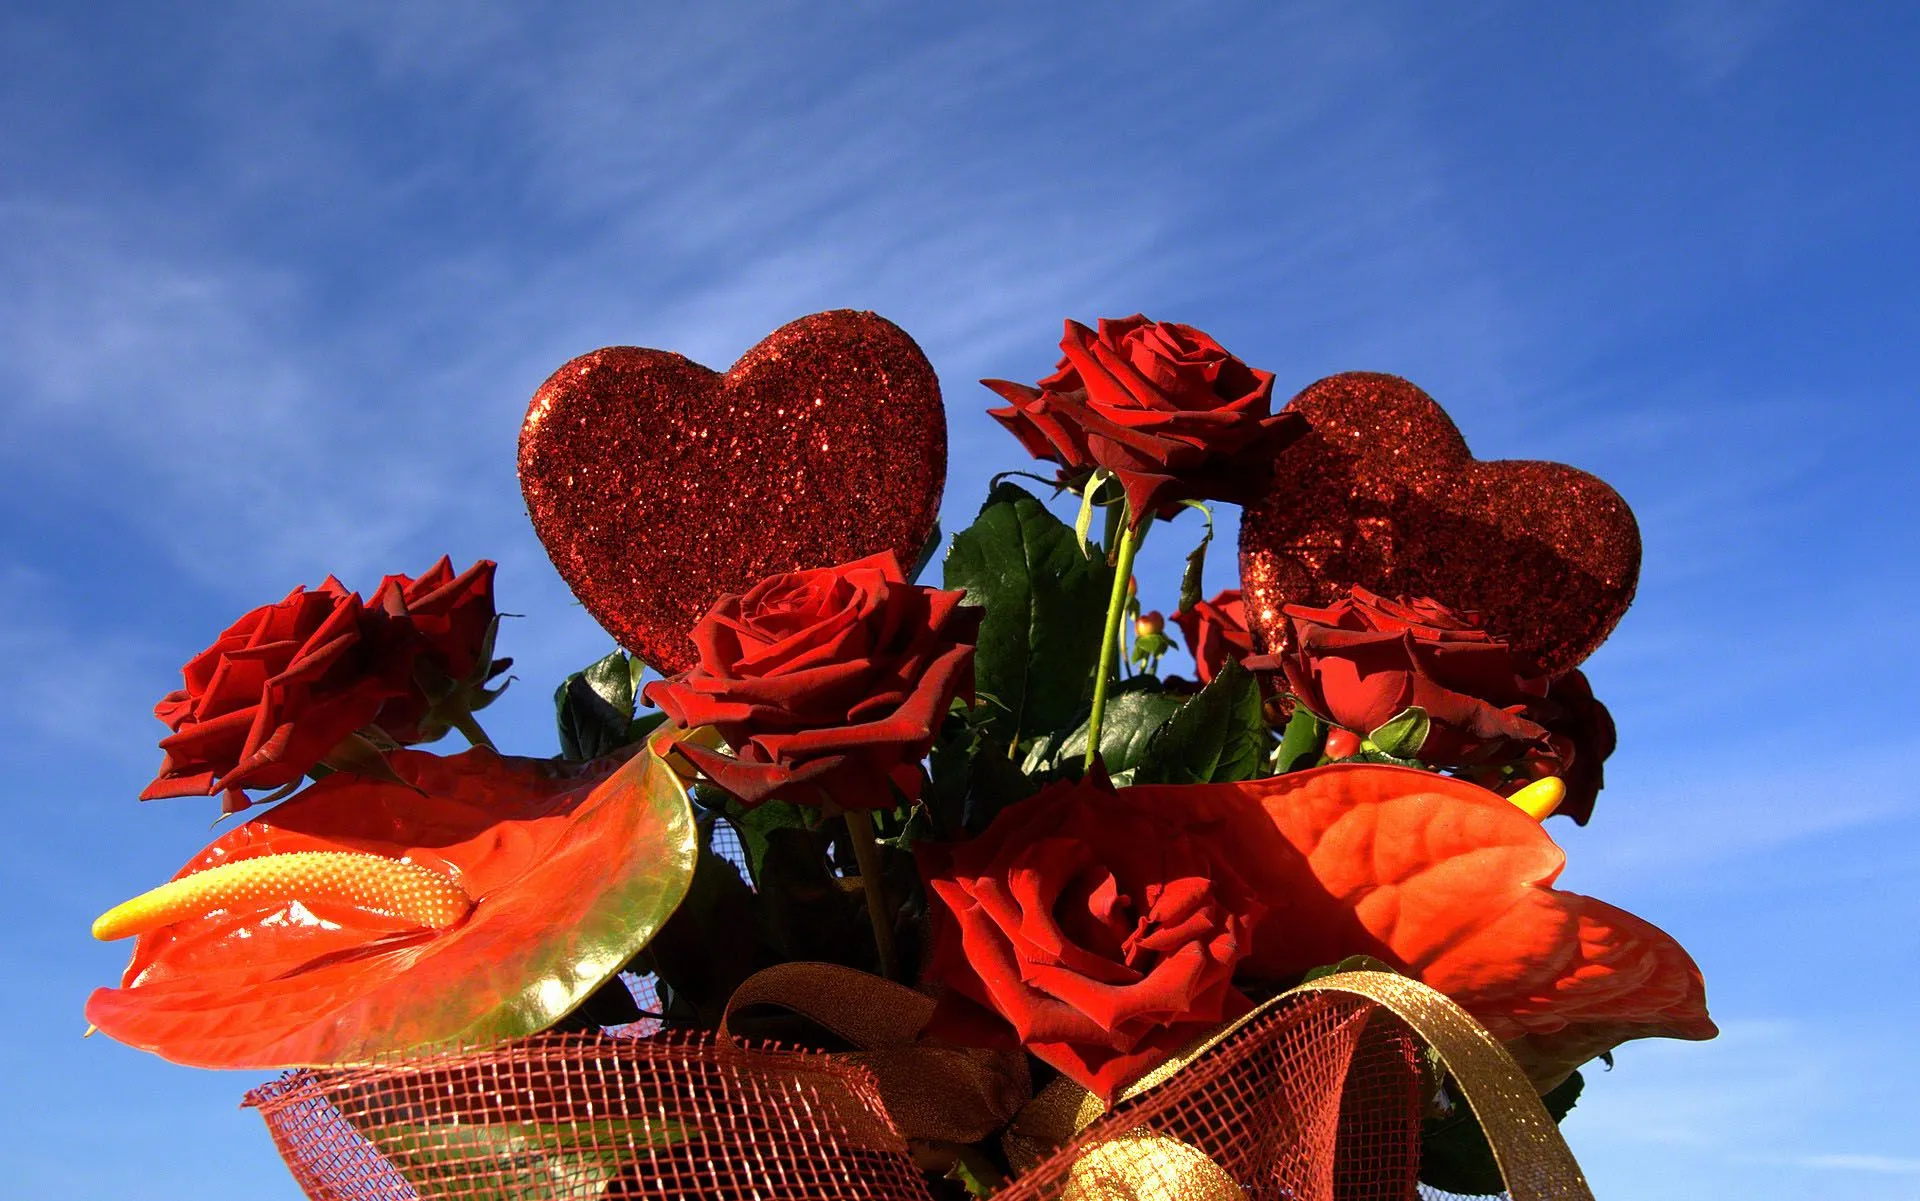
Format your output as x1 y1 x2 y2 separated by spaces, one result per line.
520 311 946 674
1238 372 1639 676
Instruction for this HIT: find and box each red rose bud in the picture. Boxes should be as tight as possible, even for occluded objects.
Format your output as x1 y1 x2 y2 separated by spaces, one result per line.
368 558 508 745
644 552 980 813
1247 586 1552 769
1172 588 1255 685
1134 610 1165 638
142 580 417 813
917 769 1267 1103
983 316 1303 524
1533 670 1615 824
1324 728 1364 759
1467 670 1615 824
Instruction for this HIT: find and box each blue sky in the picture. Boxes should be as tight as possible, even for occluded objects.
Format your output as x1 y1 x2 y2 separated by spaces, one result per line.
3 2 1915 1197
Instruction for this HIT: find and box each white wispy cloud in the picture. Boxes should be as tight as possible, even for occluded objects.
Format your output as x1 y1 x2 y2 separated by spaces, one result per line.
1567 1017 1920 1199
0 0 1529 758
1785 1154 1920 1174
1659 0 1787 89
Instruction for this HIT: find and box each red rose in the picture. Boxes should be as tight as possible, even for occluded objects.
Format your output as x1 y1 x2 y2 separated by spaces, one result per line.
917 772 1268 1102
369 557 506 743
1171 588 1255 684
1469 669 1614 825
1250 587 1551 767
1536 670 1615 824
983 316 1302 523
644 552 980 812
142 581 414 813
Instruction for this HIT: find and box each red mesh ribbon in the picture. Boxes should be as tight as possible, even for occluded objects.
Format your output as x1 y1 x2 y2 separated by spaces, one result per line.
247 992 1432 1200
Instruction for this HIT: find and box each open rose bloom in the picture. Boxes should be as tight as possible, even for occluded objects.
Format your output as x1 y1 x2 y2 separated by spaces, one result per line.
89 313 1713 1200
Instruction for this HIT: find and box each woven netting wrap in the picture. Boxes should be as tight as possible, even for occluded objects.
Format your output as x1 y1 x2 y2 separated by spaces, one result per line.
247 992 1431 1201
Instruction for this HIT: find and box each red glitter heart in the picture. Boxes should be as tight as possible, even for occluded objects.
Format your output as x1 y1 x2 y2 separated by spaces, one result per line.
1238 372 1639 676
520 310 946 674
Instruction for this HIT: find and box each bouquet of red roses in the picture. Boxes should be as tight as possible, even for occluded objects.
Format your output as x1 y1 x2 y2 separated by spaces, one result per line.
87 310 1712 1200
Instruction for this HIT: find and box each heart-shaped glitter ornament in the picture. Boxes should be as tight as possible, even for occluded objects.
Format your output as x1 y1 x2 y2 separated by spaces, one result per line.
1238 372 1639 676
520 310 946 674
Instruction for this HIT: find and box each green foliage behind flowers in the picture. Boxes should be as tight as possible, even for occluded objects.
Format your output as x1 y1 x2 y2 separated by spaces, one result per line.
943 483 1114 748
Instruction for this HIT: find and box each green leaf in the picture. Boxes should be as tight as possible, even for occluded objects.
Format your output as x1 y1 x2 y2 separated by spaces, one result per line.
1365 705 1430 760
944 484 1115 745
555 650 651 761
1130 631 1173 664
1344 748 1429 770
1176 505 1215 615
944 1147 1008 1198
752 827 873 969
1024 686 1186 783
1418 1070 1584 1196
637 816 763 1026
361 1114 692 1201
907 521 943 583
922 708 1042 839
959 737 1042 835
1073 469 1112 556
1133 660 1268 785
1299 954 1397 984
705 788 811 888
1274 706 1327 774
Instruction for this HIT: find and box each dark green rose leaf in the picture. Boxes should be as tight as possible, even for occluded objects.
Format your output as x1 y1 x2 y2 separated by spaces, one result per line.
1275 705 1328 774
907 521 943 582
944 484 1114 746
1300 954 1397 984
636 815 764 1027
1177 511 1214 614
1367 705 1431 760
1345 748 1429 770
1419 1070 1584 1196
1133 659 1268 785
555 650 655 761
697 784 811 888
752 827 873 970
1024 684 1186 783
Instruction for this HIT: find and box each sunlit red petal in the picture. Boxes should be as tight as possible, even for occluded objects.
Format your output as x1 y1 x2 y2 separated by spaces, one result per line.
1124 764 1715 1066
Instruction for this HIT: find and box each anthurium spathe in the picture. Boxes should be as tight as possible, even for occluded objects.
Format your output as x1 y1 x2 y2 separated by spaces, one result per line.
921 762 1712 1101
86 743 697 1068
1155 763 1715 1076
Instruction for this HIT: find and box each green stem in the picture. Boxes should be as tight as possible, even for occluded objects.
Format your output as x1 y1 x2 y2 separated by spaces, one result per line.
1085 508 1150 772
843 810 898 980
449 710 497 752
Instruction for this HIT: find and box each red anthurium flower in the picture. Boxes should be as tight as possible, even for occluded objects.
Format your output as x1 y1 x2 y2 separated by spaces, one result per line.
922 764 1711 1100
1159 765 1714 1075
87 744 696 1068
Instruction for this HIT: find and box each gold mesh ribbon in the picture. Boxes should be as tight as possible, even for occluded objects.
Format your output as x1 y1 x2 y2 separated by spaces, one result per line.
722 961 1031 1146
1011 970 1593 1201
1295 972 1592 1201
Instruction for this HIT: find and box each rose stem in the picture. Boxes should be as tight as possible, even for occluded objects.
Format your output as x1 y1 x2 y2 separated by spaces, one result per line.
1085 506 1152 772
843 810 899 980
